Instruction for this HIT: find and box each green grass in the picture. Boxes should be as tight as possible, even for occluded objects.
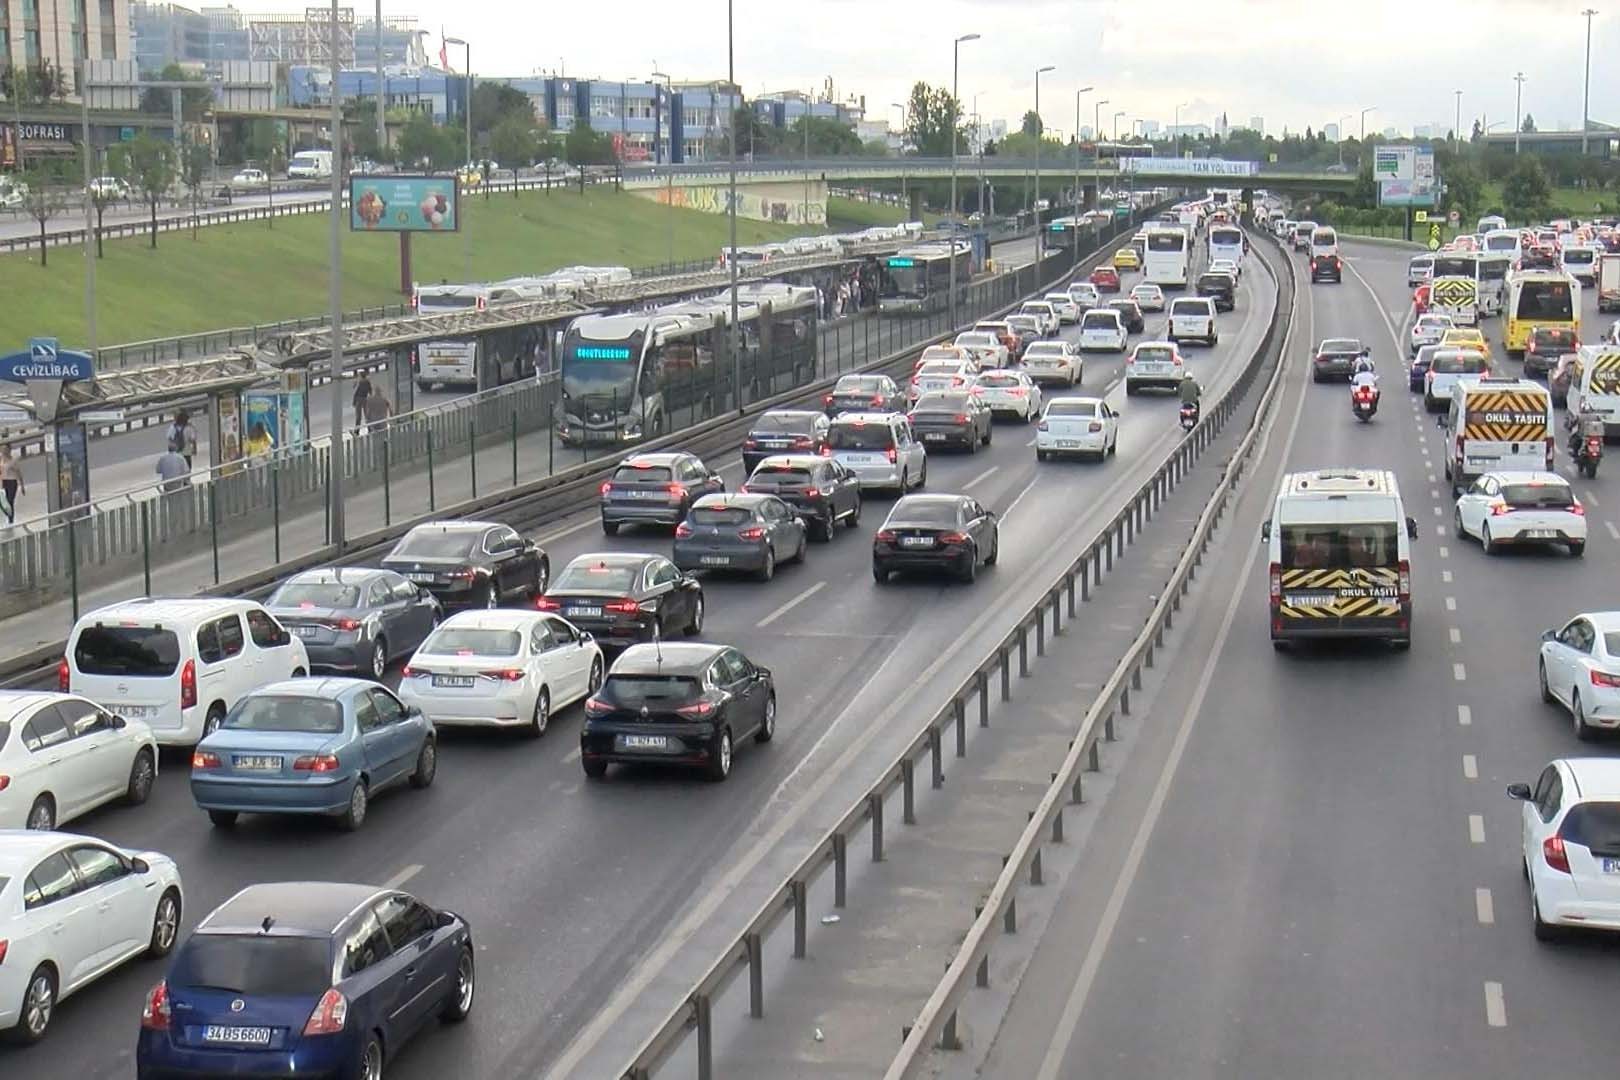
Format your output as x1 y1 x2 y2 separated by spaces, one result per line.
1475 182 1612 219
826 195 936 230
1 189 813 348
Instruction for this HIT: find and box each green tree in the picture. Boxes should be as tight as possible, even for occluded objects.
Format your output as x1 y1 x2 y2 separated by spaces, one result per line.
396 113 458 169
89 146 131 258
722 105 779 158
564 116 615 166
180 140 212 237
860 137 893 157
1 60 67 104
1021 110 1043 138
18 160 70 267
471 82 535 138
119 133 178 249
139 64 213 121
1502 155 1552 220
489 113 538 168
1444 159 1485 217
902 81 967 157
1471 118 1483 143
785 115 861 156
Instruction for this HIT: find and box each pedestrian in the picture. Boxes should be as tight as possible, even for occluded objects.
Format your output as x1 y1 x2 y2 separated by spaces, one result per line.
362 390 392 432
351 373 373 429
166 409 198 468
155 447 190 493
0 445 21 524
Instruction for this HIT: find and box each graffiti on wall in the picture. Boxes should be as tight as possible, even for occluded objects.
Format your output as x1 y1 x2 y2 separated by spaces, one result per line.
641 180 827 226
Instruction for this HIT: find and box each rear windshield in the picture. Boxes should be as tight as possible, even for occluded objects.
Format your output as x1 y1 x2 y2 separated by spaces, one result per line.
834 376 885 393
752 413 815 434
975 373 1019 387
604 674 702 707
269 582 363 608
1047 401 1098 417
73 625 181 678
1197 274 1231 289
1502 482 1572 508
749 465 814 484
1024 343 1066 357
690 506 755 526
392 530 477 559
554 562 639 592
1531 328 1577 347
1169 300 1207 316
830 424 895 450
1432 352 1486 374
1280 523 1399 569
1312 231 1337 245
1008 318 1040 332
889 501 961 526
919 362 962 376
224 695 344 735
1082 312 1118 328
955 334 996 347
1321 339 1360 353
914 394 970 411
171 935 331 996
1147 233 1184 251
1565 248 1596 264
611 464 672 483
1133 347 1174 364
1561 802 1620 856
420 628 522 656
1517 281 1574 321
1021 302 1052 312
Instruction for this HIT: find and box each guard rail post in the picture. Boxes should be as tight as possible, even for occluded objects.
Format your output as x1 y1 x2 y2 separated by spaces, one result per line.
140 501 152 596
68 521 80 622
511 409 519 488
832 833 848 907
426 432 436 512
272 468 282 564
382 433 392 527
209 485 220 584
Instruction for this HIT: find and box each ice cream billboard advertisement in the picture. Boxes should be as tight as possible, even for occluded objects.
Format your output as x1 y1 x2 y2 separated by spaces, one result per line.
350 175 460 232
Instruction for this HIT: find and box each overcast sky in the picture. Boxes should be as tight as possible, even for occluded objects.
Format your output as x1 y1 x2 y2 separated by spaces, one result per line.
252 0 1614 138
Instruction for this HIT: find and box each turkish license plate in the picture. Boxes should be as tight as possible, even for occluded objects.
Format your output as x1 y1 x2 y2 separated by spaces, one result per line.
1057 440 1080 448
567 606 602 618
293 625 319 638
406 572 436 583
626 490 665 500
1525 529 1558 538
620 734 668 750
433 675 475 688
924 432 948 442
1286 594 1334 607
842 453 877 464
203 1025 272 1046
233 755 282 771
1603 858 1620 873
700 555 731 566
109 704 154 718
901 536 935 548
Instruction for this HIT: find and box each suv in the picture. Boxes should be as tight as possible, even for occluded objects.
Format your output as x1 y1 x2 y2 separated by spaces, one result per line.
1167 297 1218 347
1525 326 1580 377
827 412 927 494
1309 227 1342 282
1124 341 1186 394
63 597 309 746
1511 757 1620 939
1195 270 1237 311
1408 254 1434 287
741 455 862 539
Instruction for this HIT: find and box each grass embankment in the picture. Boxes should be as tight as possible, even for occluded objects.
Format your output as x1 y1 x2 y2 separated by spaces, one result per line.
0 189 811 347
1338 185 1615 246
825 195 939 230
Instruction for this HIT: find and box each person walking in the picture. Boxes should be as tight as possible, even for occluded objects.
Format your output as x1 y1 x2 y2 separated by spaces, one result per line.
351 373 373 429
362 391 392 432
0 446 22 524
166 410 198 468
155 447 190 494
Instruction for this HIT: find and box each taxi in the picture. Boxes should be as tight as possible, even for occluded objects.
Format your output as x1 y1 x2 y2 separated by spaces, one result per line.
1112 247 1141 271
1440 326 1491 361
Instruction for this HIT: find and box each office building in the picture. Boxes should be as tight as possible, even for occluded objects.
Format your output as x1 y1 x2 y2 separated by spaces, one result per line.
1323 123 1340 142
1138 119 1160 138
131 2 422 76
2 0 131 96
1248 115 1263 136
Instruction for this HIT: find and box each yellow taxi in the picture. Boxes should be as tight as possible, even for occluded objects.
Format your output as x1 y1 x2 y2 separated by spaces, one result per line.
1441 327 1491 362
1112 247 1141 271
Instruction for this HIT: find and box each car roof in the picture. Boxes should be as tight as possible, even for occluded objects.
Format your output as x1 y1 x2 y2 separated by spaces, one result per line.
621 452 688 466
1560 757 1620 798
249 677 372 699
198 881 384 937
831 412 902 425
693 492 773 509
285 567 391 586
0 830 87 874
0 690 78 725
439 609 544 630
1133 339 1177 349
612 642 726 675
78 595 260 627
755 408 821 421
1482 470 1565 485
404 520 498 534
753 454 828 468
1047 395 1106 407
562 552 659 571
891 494 968 513
1580 612 1620 633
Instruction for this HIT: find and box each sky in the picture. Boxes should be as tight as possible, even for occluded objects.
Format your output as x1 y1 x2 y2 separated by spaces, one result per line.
245 0 1616 139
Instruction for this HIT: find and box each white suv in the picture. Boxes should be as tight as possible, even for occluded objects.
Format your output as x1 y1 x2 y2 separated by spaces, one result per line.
1511 757 1620 939
827 413 927 494
1168 297 1218 347
1078 308 1128 353
63 597 310 746
1018 300 1059 337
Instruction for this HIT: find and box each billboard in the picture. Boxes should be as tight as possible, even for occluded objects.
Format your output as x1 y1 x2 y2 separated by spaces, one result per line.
349 175 460 232
1374 146 1415 181
1118 157 1259 177
1379 146 1437 207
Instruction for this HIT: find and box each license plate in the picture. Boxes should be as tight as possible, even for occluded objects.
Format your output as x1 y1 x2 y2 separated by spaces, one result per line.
406 572 436 583
1526 529 1557 538
924 433 948 442
110 705 154 718
567 606 602 618
621 734 668 750
1603 858 1620 874
433 675 475 688
203 1025 273 1046
626 490 666 500
1058 440 1080 448
293 625 319 638
901 536 935 548
233 755 282 771
700 555 731 566
1286 594 1334 607
843 454 877 464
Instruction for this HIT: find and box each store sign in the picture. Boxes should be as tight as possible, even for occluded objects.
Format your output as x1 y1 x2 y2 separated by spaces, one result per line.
6 122 72 142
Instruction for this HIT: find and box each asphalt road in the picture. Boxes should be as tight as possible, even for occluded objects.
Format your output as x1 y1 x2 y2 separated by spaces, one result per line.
981 237 1620 1080
0 233 1157 1078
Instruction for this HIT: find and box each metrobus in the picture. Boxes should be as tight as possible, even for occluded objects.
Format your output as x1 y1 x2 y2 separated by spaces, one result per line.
1208 223 1246 266
878 242 973 314
414 324 545 392
1142 227 1191 288
557 283 819 445
1503 270 1579 357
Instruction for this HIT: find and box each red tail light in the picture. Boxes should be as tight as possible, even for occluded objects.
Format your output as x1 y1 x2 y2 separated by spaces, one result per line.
1591 669 1620 687
675 522 694 538
584 696 613 716
1543 834 1571 874
667 483 688 500
1490 501 1512 516
951 376 964 387
953 413 969 423
1269 562 1282 601
886 447 898 463
803 488 821 498
1089 421 1103 432
940 532 969 545
57 657 69 692
818 446 832 457
792 436 813 450
675 700 717 718
0 937 7 963
331 618 360 632
1038 421 1049 431
486 669 526 681
875 529 897 543
141 980 171 1031
191 751 220 769
0 776 8 793
599 481 613 496
738 526 767 541
605 599 642 615
536 597 561 611
180 659 197 710
870 395 885 406
1397 558 1410 603
1007 388 1027 397
743 437 758 450
401 665 418 678
303 988 349 1036
1572 500 1587 516
293 754 341 772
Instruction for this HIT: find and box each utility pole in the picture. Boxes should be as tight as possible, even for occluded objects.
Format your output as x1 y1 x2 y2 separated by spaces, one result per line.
1514 72 1526 154
327 0 347 547
727 0 739 414
1032 64 1054 255
374 0 385 159
949 33 980 328
1453 89 1462 144
1582 10 1599 156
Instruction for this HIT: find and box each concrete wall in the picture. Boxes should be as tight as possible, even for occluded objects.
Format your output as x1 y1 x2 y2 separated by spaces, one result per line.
635 178 828 227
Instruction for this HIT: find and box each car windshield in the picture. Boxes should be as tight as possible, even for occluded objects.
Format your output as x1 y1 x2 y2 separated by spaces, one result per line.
976 374 1019 387
1083 313 1117 329
72 625 181 678
690 506 756 526
1047 401 1098 417
392 530 478 559
612 463 673 482
270 581 364 608
749 465 815 484
420 628 522 656
1501 482 1573 509
170 935 332 996
1134 347 1174 363
888 500 961 526
223 695 345 734
956 334 996 347
835 376 885 394
604 674 702 706
752 413 816 434
554 562 640 592
1561 802 1620 856
830 424 896 450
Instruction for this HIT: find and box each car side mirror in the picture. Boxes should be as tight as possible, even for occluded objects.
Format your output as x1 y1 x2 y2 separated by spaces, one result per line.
1506 783 1533 802
130 857 151 874
1542 629 1557 642
436 909 459 928
756 666 771 680
109 714 127 730
1260 519 1272 541
1406 516 1419 539
580 631 593 644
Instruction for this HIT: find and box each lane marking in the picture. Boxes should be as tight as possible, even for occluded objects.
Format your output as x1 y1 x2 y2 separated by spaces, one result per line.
1463 754 1478 779
757 580 828 628
1484 981 1507 1027
383 863 422 890
536 517 600 545
1459 704 1473 726
1428 473 1437 484
1454 662 1468 682
1475 887 1495 925
1442 569 1453 582
1607 521 1620 541
1446 596 1457 611
1434 525 1445 536
1450 627 1462 644
1433 506 1443 517
1431 487 1440 498
1469 814 1486 843
964 464 1001 491
1587 490 1601 509
562 746 581 765
1439 545 1450 558
1001 476 1040 523
1026 436 1038 446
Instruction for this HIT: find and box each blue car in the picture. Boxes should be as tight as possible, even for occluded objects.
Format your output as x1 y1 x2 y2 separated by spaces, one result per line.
136 881 474 1080
190 678 436 831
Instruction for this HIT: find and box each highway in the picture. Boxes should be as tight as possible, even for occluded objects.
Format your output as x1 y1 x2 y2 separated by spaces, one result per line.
0 236 1277 1079
0 186 336 242
979 236 1620 1080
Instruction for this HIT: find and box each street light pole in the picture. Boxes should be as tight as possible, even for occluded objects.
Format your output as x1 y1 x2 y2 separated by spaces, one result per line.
1582 9 1599 156
727 0 740 413
1072 85 1092 240
949 32 979 329
1112 109 1124 141
890 102 908 211
1360 105 1375 145
1337 114 1351 167
374 0 385 159
1454 89 1463 143
1513 72 1526 154
327 0 347 547
1093 98 1108 214
652 70 672 264
1033 64 1054 255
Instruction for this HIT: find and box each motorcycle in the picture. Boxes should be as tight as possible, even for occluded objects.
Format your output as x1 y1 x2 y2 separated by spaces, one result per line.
1179 401 1200 431
1571 412 1604 477
1351 382 1380 422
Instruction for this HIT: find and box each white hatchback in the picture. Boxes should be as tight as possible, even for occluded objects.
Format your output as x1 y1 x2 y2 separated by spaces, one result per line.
1510 757 1620 939
1043 292 1080 325
1539 611 1620 738
1453 471 1586 556
1078 309 1128 353
970 369 1043 421
1209 257 1241 279
1036 397 1119 461
1067 281 1102 312
0 692 158 832
1129 283 1165 312
1021 341 1082 387
1410 313 1454 356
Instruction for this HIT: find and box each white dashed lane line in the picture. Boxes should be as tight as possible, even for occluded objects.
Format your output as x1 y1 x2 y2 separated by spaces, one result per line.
1458 704 1473 726
1607 521 1620 541
963 465 1001 491
1484 981 1508 1027
1463 754 1478 779
1469 814 1486 843
1450 628 1462 644
1455 662 1468 682
1442 569 1453 582
757 580 828 628
1476 887 1495 925
1446 596 1457 611
383 864 423 890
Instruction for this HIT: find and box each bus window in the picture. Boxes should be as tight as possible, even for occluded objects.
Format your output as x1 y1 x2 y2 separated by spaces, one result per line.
1517 281 1573 321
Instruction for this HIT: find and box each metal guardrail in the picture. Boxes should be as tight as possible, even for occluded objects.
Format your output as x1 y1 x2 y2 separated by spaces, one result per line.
608 225 1295 1080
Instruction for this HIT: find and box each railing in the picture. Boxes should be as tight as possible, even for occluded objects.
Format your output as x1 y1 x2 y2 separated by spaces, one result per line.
608 224 1294 1080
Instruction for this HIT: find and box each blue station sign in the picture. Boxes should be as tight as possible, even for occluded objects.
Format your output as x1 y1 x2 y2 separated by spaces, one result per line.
0 337 94 384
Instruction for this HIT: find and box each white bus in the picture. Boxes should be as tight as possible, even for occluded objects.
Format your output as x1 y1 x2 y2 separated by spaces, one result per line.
1208 223 1245 267
1480 228 1521 264
1143 227 1191 289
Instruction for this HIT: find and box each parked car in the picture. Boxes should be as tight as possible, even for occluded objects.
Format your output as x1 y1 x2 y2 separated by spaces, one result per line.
265 568 441 680
380 521 550 609
0 691 158 831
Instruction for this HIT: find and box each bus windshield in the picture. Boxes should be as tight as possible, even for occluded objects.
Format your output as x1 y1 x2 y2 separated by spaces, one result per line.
1516 282 1574 321
561 329 644 402
886 263 932 298
1432 256 1478 278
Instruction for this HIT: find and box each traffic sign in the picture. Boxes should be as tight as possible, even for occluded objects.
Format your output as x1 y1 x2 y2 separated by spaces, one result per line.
79 409 126 424
0 338 93 384
1414 211 1429 223
1448 209 1461 225
1428 222 1443 250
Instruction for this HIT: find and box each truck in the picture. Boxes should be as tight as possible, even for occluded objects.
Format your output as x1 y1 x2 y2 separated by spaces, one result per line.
1599 253 1620 313
287 149 334 180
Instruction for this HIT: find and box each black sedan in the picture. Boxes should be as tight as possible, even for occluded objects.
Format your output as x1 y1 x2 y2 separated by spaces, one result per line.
599 452 726 535
380 520 549 612
539 552 704 646
1106 298 1145 334
266 567 441 679
673 493 807 580
581 642 775 781
908 391 993 451
740 455 862 539
742 409 831 473
873 494 999 584
1524 326 1578 377
1195 271 1237 311
825 373 906 416
1409 345 1439 392
1312 338 1368 383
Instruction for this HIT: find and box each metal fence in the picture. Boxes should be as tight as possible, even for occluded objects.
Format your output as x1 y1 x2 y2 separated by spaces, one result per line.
608 226 1295 1080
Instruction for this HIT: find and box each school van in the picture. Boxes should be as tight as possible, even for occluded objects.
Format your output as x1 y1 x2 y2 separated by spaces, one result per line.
63 598 310 746
1443 376 1554 493
1572 345 1620 437
1262 469 1418 650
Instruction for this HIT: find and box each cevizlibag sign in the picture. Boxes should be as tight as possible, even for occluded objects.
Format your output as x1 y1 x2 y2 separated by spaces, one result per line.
349 175 461 232
0 338 93 383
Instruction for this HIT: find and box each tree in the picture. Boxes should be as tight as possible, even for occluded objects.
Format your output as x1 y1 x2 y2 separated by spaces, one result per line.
471 82 535 138
1021 110 1043 138
18 161 70 267
396 113 458 169
786 115 861 156
1471 118 1483 143
180 140 212 237
1444 160 1485 217
722 105 779 158
859 137 893 158
90 146 131 258
902 81 968 158
564 116 615 166
1 60 66 105
1502 155 1553 220
1521 113 1537 134
139 64 213 121
119 133 178 249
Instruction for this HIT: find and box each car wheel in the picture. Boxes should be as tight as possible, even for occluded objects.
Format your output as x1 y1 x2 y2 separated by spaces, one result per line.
1036 449 1048 462
484 581 500 609
873 564 888 584
409 739 437 787
369 638 388 681
441 946 476 1022
985 529 999 565
1482 523 1498 555
1453 509 1467 539
755 695 777 743
982 424 993 446
358 1034 384 1080
917 460 927 489
8 965 56 1045
687 595 705 636
528 689 551 738
148 888 181 957
583 756 609 779
793 532 808 563
203 704 226 737
126 748 156 805
1574 691 1596 742
757 547 776 582
208 810 238 828
532 560 550 597
967 430 979 454
847 500 861 527
959 551 978 584
25 795 54 831
1540 659 1556 704
339 779 369 831
897 468 908 494
602 520 619 536
1531 885 1560 942
706 728 733 782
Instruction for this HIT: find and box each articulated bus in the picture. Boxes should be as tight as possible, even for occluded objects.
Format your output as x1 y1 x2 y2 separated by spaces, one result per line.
878 242 974 314
557 283 819 446
1208 223 1246 266
1503 270 1579 358
1142 227 1191 289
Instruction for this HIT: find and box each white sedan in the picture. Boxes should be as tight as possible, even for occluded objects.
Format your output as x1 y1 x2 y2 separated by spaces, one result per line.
912 358 976 401
970 369 1043 421
1129 283 1165 312
1078 309 1129 353
1410 313 1454 356
1036 397 1119 461
0 830 183 1042
1021 340 1082 387
231 168 268 186
399 610 604 735
1043 292 1080 325
0 691 157 831
1067 282 1102 312
1509 757 1620 939
1539 612 1620 739
1454 471 1586 556
1209 257 1241 279
952 331 1008 369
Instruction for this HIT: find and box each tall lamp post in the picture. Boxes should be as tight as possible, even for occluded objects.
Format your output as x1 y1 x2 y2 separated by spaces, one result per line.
1454 89 1463 143
1513 72 1526 154
373 0 385 159
1032 64 1055 255
327 0 348 546
727 0 740 413
1359 105 1376 144
891 102 908 212
1072 85 1093 242
1112 108 1125 141
1582 9 1599 156
652 70 673 265
948 32 980 329
443 37 472 169
1093 97 1108 219
1337 113 1351 167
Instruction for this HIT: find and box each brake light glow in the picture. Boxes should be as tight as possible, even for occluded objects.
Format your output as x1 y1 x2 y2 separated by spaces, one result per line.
293 754 341 772
824 394 835 405
875 530 897 543
743 437 758 450
57 657 69 692
584 696 613 716
536 597 561 611
1572 500 1587 516
675 522 694 538
1397 559 1410 602
599 481 613 496
141 981 171 1031
191 751 220 769
1007 388 1027 397
940 532 969 545
954 414 970 423
180 659 197 710
803 488 820 498
402 665 418 678
871 395 885 406
485 669 526 682
304 988 350 1036
1490 500 1512 516
667 483 688 500
331 617 361 632
1592 669 1620 688
738 526 767 541
1269 562 1282 601
1543 834 1571 874
675 701 717 718
886 447 898 464
819 446 832 456
605 599 642 615
0 938 7 964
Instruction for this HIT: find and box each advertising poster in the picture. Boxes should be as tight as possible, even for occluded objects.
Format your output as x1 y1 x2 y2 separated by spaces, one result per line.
215 392 243 471
280 370 308 448
244 390 278 451
52 422 90 518
349 175 460 232
393 347 415 415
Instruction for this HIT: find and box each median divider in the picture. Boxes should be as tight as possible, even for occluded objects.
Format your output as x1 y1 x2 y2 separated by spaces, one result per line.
606 227 1296 1080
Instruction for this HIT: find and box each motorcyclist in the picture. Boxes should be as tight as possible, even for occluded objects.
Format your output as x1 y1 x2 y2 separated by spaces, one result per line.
1179 372 1203 408
1570 399 1604 457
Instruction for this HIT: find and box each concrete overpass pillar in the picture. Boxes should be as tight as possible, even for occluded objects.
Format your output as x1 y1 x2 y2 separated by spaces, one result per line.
908 188 925 222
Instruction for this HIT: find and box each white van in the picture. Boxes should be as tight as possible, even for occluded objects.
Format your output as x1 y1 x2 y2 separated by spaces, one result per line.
1168 297 1218 347
1291 220 1318 252
1443 375 1554 493
1572 345 1620 436
287 149 334 179
1476 215 1508 235
1561 245 1600 286
63 598 310 746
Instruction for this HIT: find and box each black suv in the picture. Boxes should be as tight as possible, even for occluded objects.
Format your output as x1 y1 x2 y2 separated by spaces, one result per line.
1309 251 1342 283
1195 271 1237 312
